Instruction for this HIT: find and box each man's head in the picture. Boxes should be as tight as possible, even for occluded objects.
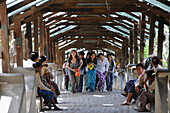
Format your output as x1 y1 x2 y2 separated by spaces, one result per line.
39 56 47 64
136 63 144 75
97 53 104 61
151 56 160 67
79 51 85 59
30 52 39 62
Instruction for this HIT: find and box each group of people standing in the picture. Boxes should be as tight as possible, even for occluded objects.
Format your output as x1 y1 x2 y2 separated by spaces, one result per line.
63 50 116 94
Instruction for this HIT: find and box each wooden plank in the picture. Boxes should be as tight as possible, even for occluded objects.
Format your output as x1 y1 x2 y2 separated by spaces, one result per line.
26 22 32 56
130 30 133 64
39 15 44 56
14 21 23 67
157 18 164 66
0 1 10 72
134 23 138 64
33 18 38 52
149 16 155 55
140 13 145 63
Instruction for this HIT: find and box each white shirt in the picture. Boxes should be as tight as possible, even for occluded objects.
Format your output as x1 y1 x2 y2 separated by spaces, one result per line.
97 57 109 73
23 59 35 68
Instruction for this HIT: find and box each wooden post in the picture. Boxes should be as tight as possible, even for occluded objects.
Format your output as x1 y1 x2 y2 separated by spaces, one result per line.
130 30 134 64
44 23 47 57
14 21 23 67
26 22 32 56
59 49 62 68
125 39 128 65
140 13 145 63
39 15 44 56
33 18 38 52
157 18 164 65
53 41 56 64
56 42 59 65
47 28 51 62
149 16 155 55
168 20 170 69
0 1 10 72
134 23 138 64
121 41 125 68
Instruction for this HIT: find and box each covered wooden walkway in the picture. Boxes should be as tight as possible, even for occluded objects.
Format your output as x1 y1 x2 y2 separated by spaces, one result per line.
0 0 169 113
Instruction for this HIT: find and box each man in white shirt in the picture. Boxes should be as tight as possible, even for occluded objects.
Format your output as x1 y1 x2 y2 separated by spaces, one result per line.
96 53 109 92
23 52 39 67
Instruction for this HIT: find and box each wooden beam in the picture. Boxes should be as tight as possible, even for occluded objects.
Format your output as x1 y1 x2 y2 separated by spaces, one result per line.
33 18 38 52
14 20 23 67
140 13 145 63
134 23 138 64
0 1 10 72
52 41 56 64
130 30 134 64
26 22 32 56
149 16 155 55
7 0 35 13
157 17 164 65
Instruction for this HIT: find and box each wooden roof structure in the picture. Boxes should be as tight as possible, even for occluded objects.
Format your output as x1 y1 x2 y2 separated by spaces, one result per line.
0 0 169 71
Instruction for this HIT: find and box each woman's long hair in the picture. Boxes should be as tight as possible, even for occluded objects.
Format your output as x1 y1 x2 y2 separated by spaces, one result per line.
89 51 96 61
69 50 79 62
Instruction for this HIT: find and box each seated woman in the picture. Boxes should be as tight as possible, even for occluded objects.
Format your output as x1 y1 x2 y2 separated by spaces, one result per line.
39 56 60 96
136 56 163 112
121 63 146 105
33 62 61 110
86 51 97 92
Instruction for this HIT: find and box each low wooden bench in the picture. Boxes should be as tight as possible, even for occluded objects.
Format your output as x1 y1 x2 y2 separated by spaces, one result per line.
0 73 25 113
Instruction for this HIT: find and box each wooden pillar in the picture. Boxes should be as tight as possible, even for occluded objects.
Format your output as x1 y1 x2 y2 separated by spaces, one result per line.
157 18 164 65
59 49 62 68
121 41 125 68
14 21 23 67
44 23 47 56
53 41 56 64
56 42 59 65
130 30 134 64
47 29 51 62
168 20 170 69
134 23 138 64
125 39 128 65
149 16 155 55
33 18 38 52
26 22 32 56
39 15 44 56
0 1 10 72
140 13 145 63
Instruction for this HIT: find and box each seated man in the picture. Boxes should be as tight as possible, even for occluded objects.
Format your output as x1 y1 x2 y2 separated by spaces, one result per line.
121 63 146 105
136 56 163 112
